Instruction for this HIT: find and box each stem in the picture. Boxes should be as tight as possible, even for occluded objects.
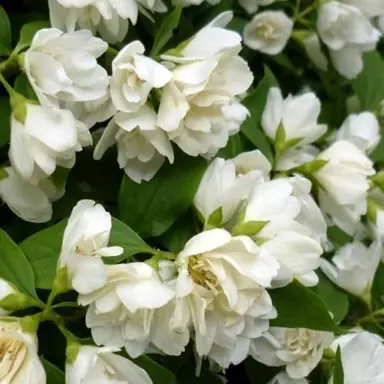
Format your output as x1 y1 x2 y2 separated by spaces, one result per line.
0 71 15 96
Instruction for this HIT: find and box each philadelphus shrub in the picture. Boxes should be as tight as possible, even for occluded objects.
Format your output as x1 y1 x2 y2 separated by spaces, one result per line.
1 0 384 383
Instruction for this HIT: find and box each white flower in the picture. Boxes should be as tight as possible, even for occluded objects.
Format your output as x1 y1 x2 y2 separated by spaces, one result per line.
79 263 180 358
66 345 153 384
65 90 116 129
94 106 174 183
262 87 327 150
111 41 172 113
25 28 108 106
48 0 167 43
194 151 271 225
9 103 92 185
239 0 281 14
303 33 329 71
314 140 375 235
341 0 384 18
0 167 53 223
320 241 382 299
268 372 309 384
59 200 123 294
173 228 279 356
243 11 293 55
330 330 384 384
0 318 46 383
251 327 334 379
276 145 319 172
317 2 381 78
336 111 380 153
158 23 253 158
243 177 324 286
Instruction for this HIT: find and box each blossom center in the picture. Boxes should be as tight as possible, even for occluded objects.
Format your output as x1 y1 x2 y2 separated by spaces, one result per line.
0 338 26 379
255 21 278 39
188 256 219 293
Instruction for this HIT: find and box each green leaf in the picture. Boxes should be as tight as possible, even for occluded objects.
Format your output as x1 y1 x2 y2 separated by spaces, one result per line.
134 356 177 384
20 220 66 290
107 218 155 262
0 229 37 298
14 74 38 100
241 66 277 162
159 211 197 253
41 357 65 384
0 6 11 54
217 133 252 159
313 272 349 324
245 358 279 384
269 280 338 331
15 21 49 53
333 346 344 384
20 217 150 289
352 51 384 111
151 6 182 57
119 152 207 238
0 97 11 148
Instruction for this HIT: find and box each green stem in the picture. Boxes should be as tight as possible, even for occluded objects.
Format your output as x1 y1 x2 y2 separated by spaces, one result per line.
0 71 15 96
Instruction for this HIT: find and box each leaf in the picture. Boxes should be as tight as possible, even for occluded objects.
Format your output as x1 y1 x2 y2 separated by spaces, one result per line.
20 220 67 290
0 97 11 148
245 358 279 384
352 51 384 111
151 6 182 57
134 355 177 384
159 211 197 253
313 272 349 324
14 74 38 100
333 346 344 384
269 280 338 331
0 6 11 54
119 151 207 238
15 20 49 53
20 217 150 289
107 218 155 261
41 358 65 384
0 229 37 298
217 133 254 159
241 66 277 162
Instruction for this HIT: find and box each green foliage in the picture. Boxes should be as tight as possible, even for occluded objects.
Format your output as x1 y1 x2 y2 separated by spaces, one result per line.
240 66 277 162
333 347 344 384
352 51 384 111
270 280 338 331
0 229 37 298
14 21 50 53
0 6 11 55
151 5 182 57
20 218 151 289
134 355 177 384
41 358 65 384
119 151 207 238
0 96 10 148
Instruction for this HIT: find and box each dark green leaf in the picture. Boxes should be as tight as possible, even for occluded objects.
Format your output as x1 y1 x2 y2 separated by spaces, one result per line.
119 152 207 238
245 358 279 384
107 218 155 262
0 6 11 53
0 229 37 298
241 66 277 162
20 220 67 290
0 97 11 148
352 51 384 111
134 355 177 384
327 226 353 248
217 133 251 159
313 272 349 324
333 346 344 384
15 21 49 53
269 280 338 331
14 74 38 100
20 217 150 289
159 211 197 253
41 357 65 384
370 137 384 163
151 6 182 57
